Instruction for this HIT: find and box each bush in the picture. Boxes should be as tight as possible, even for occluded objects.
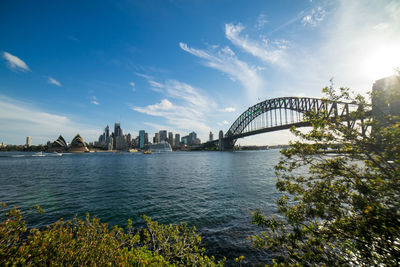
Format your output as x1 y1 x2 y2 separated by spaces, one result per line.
0 203 224 266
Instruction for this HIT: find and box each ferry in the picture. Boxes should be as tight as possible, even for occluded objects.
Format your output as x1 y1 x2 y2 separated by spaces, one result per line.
143 150 152 154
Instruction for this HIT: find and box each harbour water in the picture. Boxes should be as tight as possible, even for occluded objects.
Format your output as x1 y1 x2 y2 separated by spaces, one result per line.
0 150 284 264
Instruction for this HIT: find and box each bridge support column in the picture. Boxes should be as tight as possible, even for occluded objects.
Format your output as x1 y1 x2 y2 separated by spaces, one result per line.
218 130 235 151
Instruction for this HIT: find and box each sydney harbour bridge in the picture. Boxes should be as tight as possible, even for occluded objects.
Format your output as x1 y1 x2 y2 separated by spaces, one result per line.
203 96 370 151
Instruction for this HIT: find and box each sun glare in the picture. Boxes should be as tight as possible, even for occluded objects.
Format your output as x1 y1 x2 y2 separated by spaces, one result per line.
362 44 400 80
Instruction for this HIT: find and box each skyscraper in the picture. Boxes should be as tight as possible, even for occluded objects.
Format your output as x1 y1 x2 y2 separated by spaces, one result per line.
175 133 180 147
139 130 145 149
26 136 31 147
154 133 160 143
114 123 122 137
159 130 167 142
209 131 214 141
168 132 174 146
105 125 109 138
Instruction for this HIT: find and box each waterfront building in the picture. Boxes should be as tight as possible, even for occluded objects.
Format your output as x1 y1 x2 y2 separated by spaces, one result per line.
115 135 126 150
159 130 167 142
26 136 31 147
154 133 160 144
106 136 113 150
139 130 145 149
146 141 172 152
69 134 89 153
168 132 174 146
209 131 213 141
175 133 180 147
144 133 149 145
181 135 188 145
48 135 68 152
127 133 132 147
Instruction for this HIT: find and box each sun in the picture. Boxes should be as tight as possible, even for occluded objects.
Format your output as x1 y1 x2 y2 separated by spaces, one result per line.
362 43 400 80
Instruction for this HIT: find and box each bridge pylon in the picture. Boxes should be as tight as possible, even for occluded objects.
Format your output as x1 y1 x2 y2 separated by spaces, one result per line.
218 130 235 151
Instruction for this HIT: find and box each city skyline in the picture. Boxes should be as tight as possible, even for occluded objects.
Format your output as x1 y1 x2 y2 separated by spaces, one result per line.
1 0 400 145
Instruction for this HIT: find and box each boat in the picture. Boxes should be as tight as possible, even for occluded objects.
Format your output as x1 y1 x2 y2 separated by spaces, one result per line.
32 151 45 157
128 148 138 153
143 150 152 154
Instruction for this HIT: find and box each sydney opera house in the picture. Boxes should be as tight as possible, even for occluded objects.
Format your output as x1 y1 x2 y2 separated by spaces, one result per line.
47 134 89 153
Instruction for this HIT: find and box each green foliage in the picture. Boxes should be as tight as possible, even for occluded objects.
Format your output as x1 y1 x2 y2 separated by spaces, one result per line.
141 215 224 266
0 204 224 266
252 84 400 266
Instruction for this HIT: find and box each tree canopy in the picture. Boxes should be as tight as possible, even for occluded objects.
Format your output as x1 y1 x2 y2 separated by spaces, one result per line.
252 81 400 266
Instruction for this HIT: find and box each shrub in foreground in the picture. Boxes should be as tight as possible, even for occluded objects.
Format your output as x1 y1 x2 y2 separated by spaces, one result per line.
0 204 224 266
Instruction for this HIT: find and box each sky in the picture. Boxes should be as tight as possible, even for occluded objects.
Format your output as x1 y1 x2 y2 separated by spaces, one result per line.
1 0 400 145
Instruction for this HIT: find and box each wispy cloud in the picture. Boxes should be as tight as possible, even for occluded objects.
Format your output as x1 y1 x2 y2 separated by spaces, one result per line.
90 96 100 105
179 42 263 98
2 51 30 72
302 7 326 27
131 79 215 136
48 77 62 87
225 23 287 65
373 23 389 30
217 120 229 126
220 107 236 112
129 82 136 91
0 95 99 144
255 13 269 29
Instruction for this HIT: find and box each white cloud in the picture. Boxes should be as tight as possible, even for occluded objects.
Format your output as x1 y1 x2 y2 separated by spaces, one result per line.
131 79 215 138
255 13 269 29
2 51 30 72
373 23 389 30
48 77 62 87
217 120 230 126
302 7 326 27
148 80 164 92
220 107 236 112
225 23 287 65
0 95 99 144
90 96 99 105
129 82 136 91
179 42 263 98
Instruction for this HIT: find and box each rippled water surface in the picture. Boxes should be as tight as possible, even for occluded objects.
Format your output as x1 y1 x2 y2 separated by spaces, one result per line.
0 150 284 265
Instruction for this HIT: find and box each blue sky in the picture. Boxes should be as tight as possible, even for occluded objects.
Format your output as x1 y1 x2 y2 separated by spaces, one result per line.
1 0 400 145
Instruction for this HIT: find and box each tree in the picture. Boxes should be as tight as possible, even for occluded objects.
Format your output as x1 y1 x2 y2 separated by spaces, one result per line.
252 81 400 266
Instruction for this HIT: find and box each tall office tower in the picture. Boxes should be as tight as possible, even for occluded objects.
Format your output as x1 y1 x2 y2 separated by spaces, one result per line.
127 133 132 147
209 131 214 141
168 132 174 146
159 130 167 142
154 133 160 143
139 130 145 149
114 123 122 137
105 125 110 138
188 132 197 144
144 133 149 145
26 136 31 147
175 133 180 147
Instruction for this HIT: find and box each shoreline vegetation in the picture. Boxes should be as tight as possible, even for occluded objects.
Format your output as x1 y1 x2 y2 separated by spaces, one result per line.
0 203 227 266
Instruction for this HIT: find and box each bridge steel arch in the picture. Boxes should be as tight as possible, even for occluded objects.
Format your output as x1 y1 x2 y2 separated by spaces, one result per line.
217 97 366 150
